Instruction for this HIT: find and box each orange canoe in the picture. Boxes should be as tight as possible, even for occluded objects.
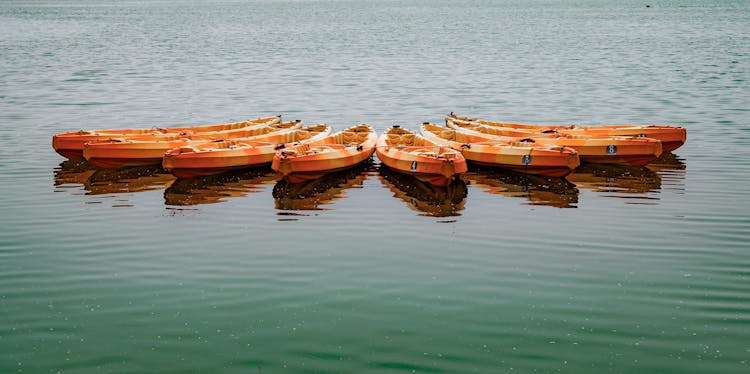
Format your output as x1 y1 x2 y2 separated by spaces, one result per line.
375 126 468 187
163 125 332 179
83 120 302 169
446 119 662 167
272 124 377 183
53 115 281 159
447 113 686 152
420 123 580 178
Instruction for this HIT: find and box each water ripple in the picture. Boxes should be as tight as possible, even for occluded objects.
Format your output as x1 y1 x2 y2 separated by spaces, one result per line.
2 0 750 372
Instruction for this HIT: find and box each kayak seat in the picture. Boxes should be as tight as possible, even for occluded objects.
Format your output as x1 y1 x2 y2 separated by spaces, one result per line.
295 131 312 141
440 130 455 140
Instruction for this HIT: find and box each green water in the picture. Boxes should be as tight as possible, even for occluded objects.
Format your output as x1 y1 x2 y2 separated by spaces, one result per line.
2 0 750 372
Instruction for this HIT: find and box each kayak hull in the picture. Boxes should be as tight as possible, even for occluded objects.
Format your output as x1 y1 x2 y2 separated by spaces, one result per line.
446 113 686 151
273 125 377 183
53 115 281 159
82 121 302 169
420 123 579 177
163 125 332 178
445 120 662 166
376 126 468 187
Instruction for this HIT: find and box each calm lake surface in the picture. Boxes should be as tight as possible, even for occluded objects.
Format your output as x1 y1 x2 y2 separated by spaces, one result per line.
2 0 750 372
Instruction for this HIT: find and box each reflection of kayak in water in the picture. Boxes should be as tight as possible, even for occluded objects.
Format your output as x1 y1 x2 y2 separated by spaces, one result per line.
54 160 97 187
378 165 467 217
567 163 661 194
86 166 175 194
54 160 174 195
164 167 277 206
645 152 686 193
462 167 578 209
272 161 372 211
647 152 686 172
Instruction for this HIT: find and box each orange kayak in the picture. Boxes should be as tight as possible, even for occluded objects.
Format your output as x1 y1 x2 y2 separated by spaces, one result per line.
272 125 377 183
447 119 662 167
447 113 686 152
420 123 580 178
53 115 281 159
376 126 468 187
162 125 332 178
83 120 302 169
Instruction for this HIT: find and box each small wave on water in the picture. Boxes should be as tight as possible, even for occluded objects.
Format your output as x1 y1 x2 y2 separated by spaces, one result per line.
5 0 750 372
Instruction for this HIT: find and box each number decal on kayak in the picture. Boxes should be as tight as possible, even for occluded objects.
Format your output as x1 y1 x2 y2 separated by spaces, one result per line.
410 161 417 171
522 154 532 165
607 145 617 155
